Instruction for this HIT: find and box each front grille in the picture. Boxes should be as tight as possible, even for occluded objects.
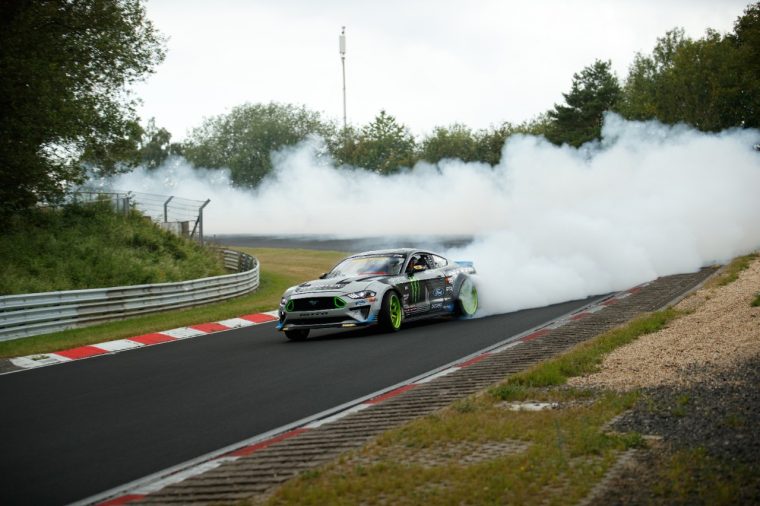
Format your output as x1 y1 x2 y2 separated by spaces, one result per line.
290 297 342 311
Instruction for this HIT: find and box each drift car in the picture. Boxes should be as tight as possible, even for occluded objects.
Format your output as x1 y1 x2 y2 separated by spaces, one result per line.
277 248 478 340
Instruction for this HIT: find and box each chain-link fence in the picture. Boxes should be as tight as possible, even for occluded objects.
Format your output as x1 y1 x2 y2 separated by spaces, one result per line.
69 190 211 244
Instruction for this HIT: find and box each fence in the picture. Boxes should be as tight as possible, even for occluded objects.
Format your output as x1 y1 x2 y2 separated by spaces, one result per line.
0 250 259 342
70 190 211 244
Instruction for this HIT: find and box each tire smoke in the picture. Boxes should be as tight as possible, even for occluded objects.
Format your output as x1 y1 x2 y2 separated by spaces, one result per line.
103 113 760 315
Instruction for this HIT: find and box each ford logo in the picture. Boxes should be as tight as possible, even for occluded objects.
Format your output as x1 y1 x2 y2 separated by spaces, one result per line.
309 300 318 306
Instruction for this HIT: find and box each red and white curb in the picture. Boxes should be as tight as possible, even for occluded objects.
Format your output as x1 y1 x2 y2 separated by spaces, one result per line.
85 283 650 506
9 311 280 371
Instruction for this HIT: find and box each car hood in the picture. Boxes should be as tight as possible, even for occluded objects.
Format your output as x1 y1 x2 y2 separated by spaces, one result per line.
293 275 384 295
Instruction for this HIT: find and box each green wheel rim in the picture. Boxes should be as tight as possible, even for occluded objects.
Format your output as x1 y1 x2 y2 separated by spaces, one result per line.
389 293 402 329
460 279 478 316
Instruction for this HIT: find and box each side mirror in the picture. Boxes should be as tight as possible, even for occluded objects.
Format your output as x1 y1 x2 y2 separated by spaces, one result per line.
319 272 328 279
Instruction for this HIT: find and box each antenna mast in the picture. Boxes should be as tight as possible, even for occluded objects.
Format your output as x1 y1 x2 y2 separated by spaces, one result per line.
339 26 347 130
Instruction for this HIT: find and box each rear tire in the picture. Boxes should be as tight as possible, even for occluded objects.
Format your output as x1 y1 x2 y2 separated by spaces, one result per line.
285 329 309 341
455 277 478 317
379 291 403 332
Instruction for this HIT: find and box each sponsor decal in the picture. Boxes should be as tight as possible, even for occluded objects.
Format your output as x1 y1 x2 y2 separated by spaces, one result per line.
409 278 422 303
333 296 347 308
433 287 444 297
285 300 294 312
299 311 329 317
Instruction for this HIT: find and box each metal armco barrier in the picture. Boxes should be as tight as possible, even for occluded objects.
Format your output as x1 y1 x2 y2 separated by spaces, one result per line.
0 250 259 342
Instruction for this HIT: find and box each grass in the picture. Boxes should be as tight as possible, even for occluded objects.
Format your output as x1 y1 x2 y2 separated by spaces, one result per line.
1 202 226 294
265 384 641 505
491 308 682 397
262 309 689 505
701 252 759 307
0 247 346 358
650 448 756 504
706 252 758 289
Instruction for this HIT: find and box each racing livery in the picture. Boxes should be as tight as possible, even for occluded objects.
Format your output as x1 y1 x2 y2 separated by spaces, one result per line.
277 248 478 340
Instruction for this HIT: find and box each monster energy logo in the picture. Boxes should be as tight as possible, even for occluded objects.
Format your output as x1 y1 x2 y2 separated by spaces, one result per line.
409 278 421 303
333 296 346 308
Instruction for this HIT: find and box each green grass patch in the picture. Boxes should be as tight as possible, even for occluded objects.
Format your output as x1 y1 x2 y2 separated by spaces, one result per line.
752 293 760 307
707 252 758 289
649 447 756 504
491 309 682 397
0 247 346 358
265 389 642 505
1 202 227 295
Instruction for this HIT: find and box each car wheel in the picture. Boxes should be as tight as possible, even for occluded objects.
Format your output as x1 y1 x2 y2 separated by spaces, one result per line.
455 276 478 317
379 290 403 332
285 329 309 341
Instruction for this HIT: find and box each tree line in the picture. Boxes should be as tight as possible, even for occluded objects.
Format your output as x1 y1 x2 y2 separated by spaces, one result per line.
2 1 759 216
167 2 760 186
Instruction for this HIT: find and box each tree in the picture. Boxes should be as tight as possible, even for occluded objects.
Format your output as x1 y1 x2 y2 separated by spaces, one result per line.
473 116 553 165
726 2 760 128
661 30 745 131
546 60 622 147
345 111 416 174
183 102 335 186
0 0 166 215
619 28 742 130
419 124 478 164
619 5 760 132
619 29 688 122
138 118 174 170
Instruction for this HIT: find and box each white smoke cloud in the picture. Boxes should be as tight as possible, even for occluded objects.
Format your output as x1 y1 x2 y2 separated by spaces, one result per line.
105 113 760 315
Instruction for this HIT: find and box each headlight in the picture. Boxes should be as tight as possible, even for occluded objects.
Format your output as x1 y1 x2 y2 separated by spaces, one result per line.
280 297 288 306
346 290 376 299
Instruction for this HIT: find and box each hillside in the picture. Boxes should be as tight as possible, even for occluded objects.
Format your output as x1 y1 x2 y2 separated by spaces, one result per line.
0 202 225 295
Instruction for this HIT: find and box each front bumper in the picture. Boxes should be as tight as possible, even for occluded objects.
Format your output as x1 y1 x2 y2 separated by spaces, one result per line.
277 293 379 332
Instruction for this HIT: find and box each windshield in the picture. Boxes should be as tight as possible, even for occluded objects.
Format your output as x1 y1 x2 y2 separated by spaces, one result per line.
327 255 405 278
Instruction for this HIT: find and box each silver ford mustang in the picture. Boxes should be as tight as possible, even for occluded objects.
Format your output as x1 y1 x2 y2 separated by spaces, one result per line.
277 248 478 340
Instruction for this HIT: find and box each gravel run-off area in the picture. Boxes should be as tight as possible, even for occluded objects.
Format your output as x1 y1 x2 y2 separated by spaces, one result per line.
570 255 760 504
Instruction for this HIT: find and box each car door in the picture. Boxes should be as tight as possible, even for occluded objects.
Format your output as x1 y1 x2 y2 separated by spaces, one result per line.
400 253 445 315
425 254 448 311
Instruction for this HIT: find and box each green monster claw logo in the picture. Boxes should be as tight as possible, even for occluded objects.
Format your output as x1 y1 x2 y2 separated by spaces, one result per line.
333 296 347 308
285 300 294 312
409 278 421 303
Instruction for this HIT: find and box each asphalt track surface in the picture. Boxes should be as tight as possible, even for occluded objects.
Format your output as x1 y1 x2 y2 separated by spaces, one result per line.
0 297 600 505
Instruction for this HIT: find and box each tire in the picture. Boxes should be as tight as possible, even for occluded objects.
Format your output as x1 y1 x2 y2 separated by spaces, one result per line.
455 276 478 317
285 329 309 341
378 290 403 332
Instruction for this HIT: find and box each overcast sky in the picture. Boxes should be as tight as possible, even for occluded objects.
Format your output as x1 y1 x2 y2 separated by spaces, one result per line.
135 0 750 140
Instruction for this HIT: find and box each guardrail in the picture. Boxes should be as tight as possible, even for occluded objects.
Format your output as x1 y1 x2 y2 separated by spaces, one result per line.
0 250 259 342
